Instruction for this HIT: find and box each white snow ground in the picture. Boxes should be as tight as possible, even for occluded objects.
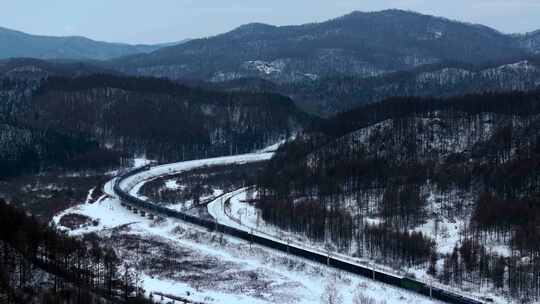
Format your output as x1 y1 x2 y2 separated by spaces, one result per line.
53 181 442 304
120 152 274 200
51 148 444 304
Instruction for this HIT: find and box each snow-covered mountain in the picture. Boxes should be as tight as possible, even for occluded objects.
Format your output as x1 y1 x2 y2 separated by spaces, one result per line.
204 59 540 115
257 91 540 302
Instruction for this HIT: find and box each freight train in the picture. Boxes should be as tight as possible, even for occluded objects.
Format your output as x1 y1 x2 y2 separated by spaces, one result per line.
113 166 485 304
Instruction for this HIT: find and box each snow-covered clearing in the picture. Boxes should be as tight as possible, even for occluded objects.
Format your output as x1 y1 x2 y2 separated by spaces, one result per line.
50 147 444 304
167 188 224 213
53 183 441 304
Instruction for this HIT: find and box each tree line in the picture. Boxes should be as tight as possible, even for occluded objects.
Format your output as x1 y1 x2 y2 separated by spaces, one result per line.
0 199 152 304
0 74 306 178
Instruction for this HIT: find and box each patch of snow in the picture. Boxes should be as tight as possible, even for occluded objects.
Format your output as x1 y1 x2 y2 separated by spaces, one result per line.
303 73 319 81
53 191 441 304
84 187 95 204
256 137 294 153
134 156 154 168
164 179 183 191
243 60 285 75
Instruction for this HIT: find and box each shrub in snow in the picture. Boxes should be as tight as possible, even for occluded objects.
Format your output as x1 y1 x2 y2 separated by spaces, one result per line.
321 281 343 304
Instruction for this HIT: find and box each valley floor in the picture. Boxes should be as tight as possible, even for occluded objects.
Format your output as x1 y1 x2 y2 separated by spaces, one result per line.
51 153 444 304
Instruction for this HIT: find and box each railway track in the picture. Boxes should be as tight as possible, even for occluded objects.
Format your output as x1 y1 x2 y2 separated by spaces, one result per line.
113 164 486 304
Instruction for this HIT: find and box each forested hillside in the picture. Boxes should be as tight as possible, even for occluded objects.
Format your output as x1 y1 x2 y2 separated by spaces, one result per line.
205 58 540 115
0 73 308 179
0 77 112 178
285 58 540 114
112 10 534 83
256 91 540 300
6 4 540 304
30 75 306 159
0 199 151 303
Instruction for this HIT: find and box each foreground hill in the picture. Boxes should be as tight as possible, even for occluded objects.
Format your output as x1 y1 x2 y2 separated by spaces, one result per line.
256 91 540 302
0 26 173 60
112 9 534 82
0 199 151 303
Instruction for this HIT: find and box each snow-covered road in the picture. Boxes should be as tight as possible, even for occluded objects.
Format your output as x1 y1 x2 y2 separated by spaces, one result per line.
207 187 252 229
118 152 274 199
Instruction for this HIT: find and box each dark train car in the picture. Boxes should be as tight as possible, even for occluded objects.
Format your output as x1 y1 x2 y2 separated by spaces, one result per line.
401 277 426 292
330 257 373 278
349 262 375 278
373 270 402 286
288 244 328 265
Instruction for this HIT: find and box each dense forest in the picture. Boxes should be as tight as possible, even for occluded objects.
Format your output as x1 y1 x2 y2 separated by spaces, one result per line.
0 74 308 179
204 58 540 115
29 75 305 160
0 199 152 304
283 58 540 115
256 90 540 300
113 10 532 83
0 121 123 178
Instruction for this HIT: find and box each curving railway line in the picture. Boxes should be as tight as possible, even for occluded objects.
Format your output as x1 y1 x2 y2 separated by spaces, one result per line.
112 160 486 304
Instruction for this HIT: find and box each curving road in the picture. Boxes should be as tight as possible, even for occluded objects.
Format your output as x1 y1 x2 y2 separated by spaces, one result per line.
117 152 274 200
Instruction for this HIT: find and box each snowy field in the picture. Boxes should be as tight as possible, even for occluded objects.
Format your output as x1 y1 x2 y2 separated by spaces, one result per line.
50 148 446 304
119 152 274 199
53 182 442 304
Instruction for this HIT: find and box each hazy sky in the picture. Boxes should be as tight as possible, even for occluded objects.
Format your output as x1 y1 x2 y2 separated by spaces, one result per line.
2 0 540 44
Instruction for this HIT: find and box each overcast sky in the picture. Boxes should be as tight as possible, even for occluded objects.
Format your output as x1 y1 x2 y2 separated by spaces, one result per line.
2 0 540 44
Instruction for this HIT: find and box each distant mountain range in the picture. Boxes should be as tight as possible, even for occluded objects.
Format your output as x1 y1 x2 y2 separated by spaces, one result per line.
181 58 540 115
2 10 540 80
0 26 186 60
0 58 119 80
110 9 540 82
2 10 540 116
277 59 540 114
